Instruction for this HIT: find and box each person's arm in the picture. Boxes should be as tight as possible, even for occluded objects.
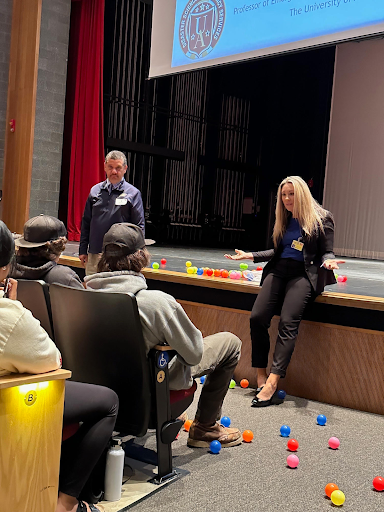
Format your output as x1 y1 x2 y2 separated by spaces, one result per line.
251 248 275 263
130 190 145 235
79 194 93 261
224 248 275 263
3 306 62 375
319 213 345 270
160 303 204 367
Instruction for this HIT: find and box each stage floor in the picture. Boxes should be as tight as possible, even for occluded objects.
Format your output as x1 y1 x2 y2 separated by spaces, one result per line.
64 243 384 299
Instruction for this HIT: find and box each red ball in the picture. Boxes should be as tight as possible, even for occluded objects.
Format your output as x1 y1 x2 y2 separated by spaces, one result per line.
287 439 299 451
256 266 263 271
160 258 167 265
221 269 229 278
337 275 347 283
373 476 384 491
206 268 213 276
214 269 221 277
240 379 249 388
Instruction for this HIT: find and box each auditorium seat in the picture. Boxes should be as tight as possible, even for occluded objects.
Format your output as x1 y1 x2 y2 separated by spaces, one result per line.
49 283 196 483
16 279 54 338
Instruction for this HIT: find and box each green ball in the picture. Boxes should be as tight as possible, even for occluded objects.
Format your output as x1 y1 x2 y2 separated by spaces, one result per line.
334 273 338 280
239 263 248 270
229 379 236 389
152 262 159 269
193 266 198 274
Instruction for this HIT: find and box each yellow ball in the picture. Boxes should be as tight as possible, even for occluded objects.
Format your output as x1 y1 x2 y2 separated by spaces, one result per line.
193 266 198 274
187 267 194 274
331 490 345 506
186 261 192 267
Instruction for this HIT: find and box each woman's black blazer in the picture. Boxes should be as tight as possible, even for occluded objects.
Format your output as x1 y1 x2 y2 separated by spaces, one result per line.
252 213 337 296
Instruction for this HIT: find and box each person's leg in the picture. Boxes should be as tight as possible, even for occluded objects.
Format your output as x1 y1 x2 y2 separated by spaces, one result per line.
250 271 286 387
271 274 313 378
187 332 242 448
256 275 312 403
85 253 102 276
57 381 118 512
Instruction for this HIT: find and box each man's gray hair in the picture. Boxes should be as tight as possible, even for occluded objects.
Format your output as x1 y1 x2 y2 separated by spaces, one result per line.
105 150 127 166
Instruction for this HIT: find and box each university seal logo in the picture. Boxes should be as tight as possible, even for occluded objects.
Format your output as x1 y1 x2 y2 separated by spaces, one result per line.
179 0 226 60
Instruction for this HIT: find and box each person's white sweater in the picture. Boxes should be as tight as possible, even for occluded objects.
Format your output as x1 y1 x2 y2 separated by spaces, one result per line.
0 298 61 376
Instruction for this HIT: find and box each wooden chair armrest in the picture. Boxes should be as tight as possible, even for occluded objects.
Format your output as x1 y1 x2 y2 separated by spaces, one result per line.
153 344 173 351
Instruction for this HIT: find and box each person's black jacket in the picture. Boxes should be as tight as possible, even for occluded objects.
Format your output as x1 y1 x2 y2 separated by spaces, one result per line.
12 258 84 289
252 213 336 296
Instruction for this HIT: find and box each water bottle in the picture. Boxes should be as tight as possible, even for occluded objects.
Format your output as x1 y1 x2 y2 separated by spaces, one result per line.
104 439 125 501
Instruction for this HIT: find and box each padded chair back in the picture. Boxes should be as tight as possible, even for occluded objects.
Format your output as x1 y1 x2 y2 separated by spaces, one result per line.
49 284 152 436
16 279 53 339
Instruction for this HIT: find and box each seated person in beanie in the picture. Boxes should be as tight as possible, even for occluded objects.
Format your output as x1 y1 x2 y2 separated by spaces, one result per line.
11 215 83 289
85 223 243 448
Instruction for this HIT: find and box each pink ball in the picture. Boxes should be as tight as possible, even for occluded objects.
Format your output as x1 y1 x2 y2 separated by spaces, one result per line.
337 275 347 283
287 454 299 468
328 437 340 450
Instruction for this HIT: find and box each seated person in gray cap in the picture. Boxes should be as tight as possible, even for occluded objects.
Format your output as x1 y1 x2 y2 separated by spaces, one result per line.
85 223 243 448
11 215 83 289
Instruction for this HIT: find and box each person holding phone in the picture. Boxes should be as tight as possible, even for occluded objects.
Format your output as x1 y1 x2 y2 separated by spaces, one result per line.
225 176 344 407
0 220 118 512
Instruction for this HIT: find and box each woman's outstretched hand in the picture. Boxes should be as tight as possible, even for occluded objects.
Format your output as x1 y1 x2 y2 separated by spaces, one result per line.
224 249 254 261
322 259 345 270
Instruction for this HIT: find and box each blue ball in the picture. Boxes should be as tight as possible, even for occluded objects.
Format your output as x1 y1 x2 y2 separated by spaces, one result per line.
280 425 291 437
277 390 286 399
200 375 206 384
197 267 204 275
210 440 222 454
221 416 231 427
317 414 327 426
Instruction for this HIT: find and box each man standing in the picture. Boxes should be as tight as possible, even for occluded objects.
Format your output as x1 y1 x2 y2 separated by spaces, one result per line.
79 150 145 275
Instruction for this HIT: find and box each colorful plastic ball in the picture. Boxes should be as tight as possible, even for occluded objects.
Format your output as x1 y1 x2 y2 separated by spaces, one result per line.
221 269 229 278
373 476 384 491
280 425 291 437
325 483 339 498
200 375 206 384
185 261 192 267
197 267 204 275
286 454 299 468
187 267 194 274
242 430 254 443
328 437 340 450
183 419 193 431
239 263 248 270
334 273 338 280
337 275 347 283
277 390 286 399
287 439 299 451
221 416 231 427
331 490 345 506
256 266 263 271
206 268 213 276
240 379 249 388
245 272 254 281
317 414 327 426
152 262 159 269
214 269 221 277
209 440 222 454
230 272 237 280
160 258 167 265
229 379 236 389
193 267 198 274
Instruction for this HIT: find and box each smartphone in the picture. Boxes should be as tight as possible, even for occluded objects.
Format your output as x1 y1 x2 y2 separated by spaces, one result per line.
3 278 10 298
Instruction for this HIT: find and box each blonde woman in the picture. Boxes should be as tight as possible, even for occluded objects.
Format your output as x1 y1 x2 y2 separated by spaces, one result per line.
225 176 344 407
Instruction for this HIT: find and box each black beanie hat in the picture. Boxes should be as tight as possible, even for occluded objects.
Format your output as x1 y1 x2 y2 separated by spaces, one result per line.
0 221 15 267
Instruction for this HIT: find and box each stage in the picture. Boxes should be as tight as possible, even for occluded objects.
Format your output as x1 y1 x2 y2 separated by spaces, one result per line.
60 243 384 415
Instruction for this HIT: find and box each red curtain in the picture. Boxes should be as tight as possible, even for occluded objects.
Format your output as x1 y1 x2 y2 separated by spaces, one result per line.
66 0 105 241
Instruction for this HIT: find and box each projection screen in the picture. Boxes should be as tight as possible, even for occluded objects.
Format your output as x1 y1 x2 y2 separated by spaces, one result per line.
149 0 384 78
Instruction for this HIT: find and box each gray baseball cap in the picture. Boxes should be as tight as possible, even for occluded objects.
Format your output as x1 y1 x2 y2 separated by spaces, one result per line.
103 223 155 256
15 215 67 248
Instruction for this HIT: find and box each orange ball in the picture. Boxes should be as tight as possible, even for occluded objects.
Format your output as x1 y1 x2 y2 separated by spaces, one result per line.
221 269 229 278
325 483 339 498
214 269 221 277
184 419 193 432
240 379 249 388
242 430 254 443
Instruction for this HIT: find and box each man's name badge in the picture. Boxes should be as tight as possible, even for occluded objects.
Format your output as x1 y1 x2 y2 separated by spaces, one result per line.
115 198 127 205
291 240 304 251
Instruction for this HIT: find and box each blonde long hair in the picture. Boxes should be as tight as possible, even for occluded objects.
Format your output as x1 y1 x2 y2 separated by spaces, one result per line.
273 176 328 248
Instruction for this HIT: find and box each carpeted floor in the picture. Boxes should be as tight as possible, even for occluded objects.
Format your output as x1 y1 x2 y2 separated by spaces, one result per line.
128 383 384 512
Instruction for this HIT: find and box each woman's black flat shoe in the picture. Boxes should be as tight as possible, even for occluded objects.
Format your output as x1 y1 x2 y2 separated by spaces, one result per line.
251 389 281 408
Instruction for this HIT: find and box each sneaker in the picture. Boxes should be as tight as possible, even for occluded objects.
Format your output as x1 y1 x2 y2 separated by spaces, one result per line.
187 421 242 448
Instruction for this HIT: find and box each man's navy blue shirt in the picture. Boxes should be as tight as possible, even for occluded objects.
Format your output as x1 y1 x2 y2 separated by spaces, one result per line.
79 179 145 255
